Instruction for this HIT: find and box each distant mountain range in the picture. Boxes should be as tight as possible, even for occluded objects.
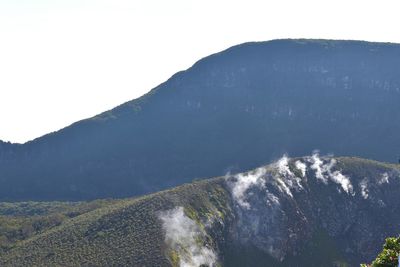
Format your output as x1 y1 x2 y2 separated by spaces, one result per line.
1 39 400 201
1 156 399 266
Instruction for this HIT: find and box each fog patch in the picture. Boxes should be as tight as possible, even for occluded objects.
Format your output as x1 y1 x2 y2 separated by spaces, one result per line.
295 160 307 177
330 170 353 194
309 153 333 183
309 153 354 195
266 192 280 206
158 207 217 267
276 177 293 197
228 155 305 209
378 172 390 185
228 167 266 209
275 155 303 195
228 153 355 210
359 179 369 199
277 155 293 177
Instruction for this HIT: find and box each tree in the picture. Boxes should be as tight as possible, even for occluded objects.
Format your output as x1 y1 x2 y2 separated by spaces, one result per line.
361 237 400 267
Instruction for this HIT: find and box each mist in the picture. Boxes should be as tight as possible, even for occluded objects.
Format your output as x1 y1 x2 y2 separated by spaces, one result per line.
158 207 217 267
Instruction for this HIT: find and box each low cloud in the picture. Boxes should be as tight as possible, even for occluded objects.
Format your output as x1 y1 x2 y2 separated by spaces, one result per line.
227 155 300 209
308 153 354 195
275 155 303 194
228 167 266 209
227 153 356 210
295 160 307 177
330 170 353 194
359 178 369 199
277 155 293 177
158 207 217 267
378 172 390 185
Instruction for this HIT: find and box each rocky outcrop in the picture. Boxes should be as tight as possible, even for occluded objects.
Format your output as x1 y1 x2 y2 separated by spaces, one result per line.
217 155 400 266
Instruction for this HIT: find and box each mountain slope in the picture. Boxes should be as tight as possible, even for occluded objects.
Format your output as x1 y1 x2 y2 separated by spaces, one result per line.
2 39 400 200
1 156 399 266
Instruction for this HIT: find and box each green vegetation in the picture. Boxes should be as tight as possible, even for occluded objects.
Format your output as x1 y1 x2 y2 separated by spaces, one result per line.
337 157 399 174
0 179 231 266
224 230 350 267
361 237 400 267
284 230 349 267
0 200 117 252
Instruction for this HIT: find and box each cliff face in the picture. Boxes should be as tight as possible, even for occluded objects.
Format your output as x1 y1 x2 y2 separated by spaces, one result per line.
1 155 399 267
2 39 400 201
222 155 400 266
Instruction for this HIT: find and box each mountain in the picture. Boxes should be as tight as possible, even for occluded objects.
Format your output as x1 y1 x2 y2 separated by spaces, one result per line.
1 155 400 266
2 39 400 201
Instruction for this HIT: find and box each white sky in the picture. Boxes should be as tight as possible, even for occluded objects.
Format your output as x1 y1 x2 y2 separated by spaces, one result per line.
1 0 400 143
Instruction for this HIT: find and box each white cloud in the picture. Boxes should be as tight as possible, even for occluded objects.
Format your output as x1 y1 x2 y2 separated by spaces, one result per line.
228 153 358 211
228 155 303 208
277 155 293 177
295 160 307 177
359 178 369 199
276 177 293 198
310 153 329 183
378 172 390 185
229 167 266 209
330 170 353 194
275 155 304 195
158 207 217 267
309 153 354 195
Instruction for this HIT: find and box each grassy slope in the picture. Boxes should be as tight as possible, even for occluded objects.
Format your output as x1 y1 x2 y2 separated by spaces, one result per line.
0 179 232 267
0 200 118 252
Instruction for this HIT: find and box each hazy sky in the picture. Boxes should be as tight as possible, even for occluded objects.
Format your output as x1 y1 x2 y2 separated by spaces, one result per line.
1 0 400 143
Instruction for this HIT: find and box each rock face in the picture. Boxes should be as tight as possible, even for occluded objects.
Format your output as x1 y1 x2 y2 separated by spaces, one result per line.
221 155 400 266
2 39 400 201
2 156 399 267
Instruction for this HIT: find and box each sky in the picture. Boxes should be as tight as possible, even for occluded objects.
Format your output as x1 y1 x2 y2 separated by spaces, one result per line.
1 0 400 143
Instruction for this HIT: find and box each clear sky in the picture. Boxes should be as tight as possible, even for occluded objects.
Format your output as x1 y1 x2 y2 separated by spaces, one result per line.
1 0 400 143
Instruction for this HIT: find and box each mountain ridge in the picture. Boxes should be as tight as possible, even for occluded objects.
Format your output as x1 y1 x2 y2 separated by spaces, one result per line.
6 38 399 145
1 38 400 201
1 155 399 266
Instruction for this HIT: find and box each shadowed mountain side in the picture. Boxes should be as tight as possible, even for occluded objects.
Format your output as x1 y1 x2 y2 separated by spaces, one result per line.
1 39 400 200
